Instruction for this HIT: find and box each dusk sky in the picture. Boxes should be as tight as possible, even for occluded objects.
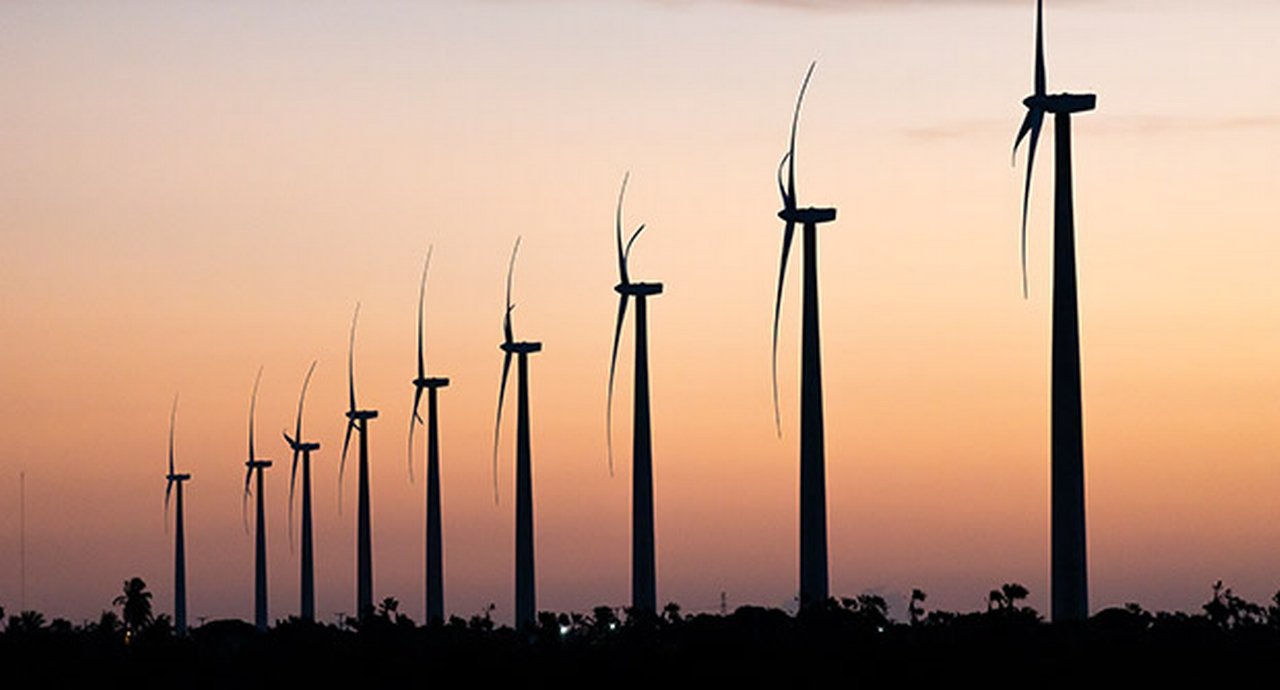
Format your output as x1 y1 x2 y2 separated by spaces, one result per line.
2 0 1277 625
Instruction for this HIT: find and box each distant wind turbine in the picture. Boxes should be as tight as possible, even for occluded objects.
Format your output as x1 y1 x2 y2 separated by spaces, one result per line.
340 303 379 622
283 360 320 623
1011 0 1096 622
243 367 273 631
606 173 663 614
770 62 838 609
408 247 451 625
164 394 192 636
493 237 542 629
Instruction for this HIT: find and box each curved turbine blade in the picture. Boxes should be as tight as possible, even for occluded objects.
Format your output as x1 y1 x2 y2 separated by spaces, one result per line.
1035 0 1046 97
339 419 354 514
408 384 424 483
283 429 298 553
348 303 360 415
787 61 815 206
616 172 631 285
166 393 178 529
249 366 263 463
771 154 797 438
1013 107 1045 298
242 464 253 535
418 247 432 381
493 350 513 504
503 237 521 346
606 294 629 477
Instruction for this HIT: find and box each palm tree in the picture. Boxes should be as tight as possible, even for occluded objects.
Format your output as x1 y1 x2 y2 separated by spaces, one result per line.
113 577 154 633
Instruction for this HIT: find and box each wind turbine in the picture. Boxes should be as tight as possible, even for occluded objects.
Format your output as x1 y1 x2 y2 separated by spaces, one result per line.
340 303 379 622
408 247 450 625
283 360 320 623
1011 0 1096 622
493 237 542 629
164 394 192 636
770 62 837 610
243 367 273 631
606 173 662 614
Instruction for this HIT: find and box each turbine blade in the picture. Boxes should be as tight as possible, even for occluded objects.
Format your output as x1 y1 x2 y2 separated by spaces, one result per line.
624 225 645 263
493 350 512 504
164 479 173 532
1035 0 1046 97
786 61 816 205
296 360 316 448
771 218 796 437
242 466 253 535
348 303 360 414
417 247 432 380
1013 107 1045 298
339 419 355 514
285 430 298 554
616 172 630 285
168 394 178 477
606 294 629 477
504 237 521 345
249 366 263 463
408 384 424 483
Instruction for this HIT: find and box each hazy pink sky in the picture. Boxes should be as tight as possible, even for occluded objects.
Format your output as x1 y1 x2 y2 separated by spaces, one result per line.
1 0 1277 625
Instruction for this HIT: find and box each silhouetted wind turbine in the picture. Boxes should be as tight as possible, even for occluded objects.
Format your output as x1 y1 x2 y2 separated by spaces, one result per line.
493 237 542 629
340 303 379 622
1012 0 1096 623
770 62 837 609
243 367 273 631
164 394 192 636
408 247 451 626
606 173 662 614
283 360 320 623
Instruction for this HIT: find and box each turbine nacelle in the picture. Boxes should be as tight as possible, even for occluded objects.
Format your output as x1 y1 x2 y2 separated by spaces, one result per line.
778 207 837 225
288 441 321 452
413 376 451 389
1023 92 1097 114
615 282 663 297
346 409 379 421
246 459 273 469
501 341 542 355
166 473 192 482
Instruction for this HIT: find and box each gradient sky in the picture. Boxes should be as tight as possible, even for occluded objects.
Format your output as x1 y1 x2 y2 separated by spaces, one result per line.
1 0 1277 625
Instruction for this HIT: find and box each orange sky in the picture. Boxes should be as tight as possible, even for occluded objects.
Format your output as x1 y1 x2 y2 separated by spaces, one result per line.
1 0 1277 624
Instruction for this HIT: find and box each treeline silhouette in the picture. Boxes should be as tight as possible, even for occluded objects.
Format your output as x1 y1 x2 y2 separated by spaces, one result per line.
2 579 1278 687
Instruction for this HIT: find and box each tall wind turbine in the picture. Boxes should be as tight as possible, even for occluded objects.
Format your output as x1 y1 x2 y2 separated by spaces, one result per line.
771 62 837 609
243 367 273 631
340 303 379 622
493 237 542 629
164 394 192 636
408 247 451 625
606 173 663 614
283 361 320 623
1012 0 1096 622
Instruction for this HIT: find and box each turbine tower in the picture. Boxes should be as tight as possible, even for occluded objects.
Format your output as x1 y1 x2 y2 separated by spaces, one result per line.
164 394 192 636
1012 0 1096 622
243 367 273 631
606 173 662 614
493 237 542 629
340 303 379 622
408 247 451 625
283 361 320 623
771 62 837 609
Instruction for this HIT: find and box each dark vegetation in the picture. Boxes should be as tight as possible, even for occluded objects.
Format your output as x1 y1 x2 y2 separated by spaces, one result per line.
3 579 1279 688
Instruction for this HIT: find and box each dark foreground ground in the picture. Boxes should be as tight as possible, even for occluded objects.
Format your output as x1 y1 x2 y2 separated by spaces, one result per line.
4 592 1279 688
